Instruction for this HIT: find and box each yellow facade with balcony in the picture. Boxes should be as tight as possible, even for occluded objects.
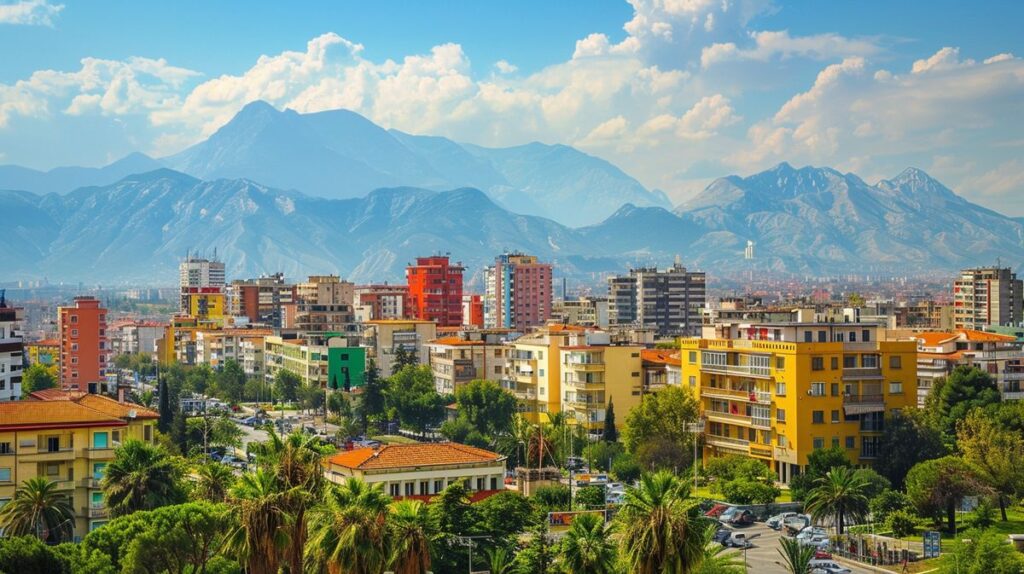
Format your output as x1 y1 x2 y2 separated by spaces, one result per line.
681 322 917 483
560 345 644 432
0 392 158 538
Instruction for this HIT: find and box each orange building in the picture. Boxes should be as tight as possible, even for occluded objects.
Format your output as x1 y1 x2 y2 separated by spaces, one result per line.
58 297 109 393
406 256 464 327
463 294 484 327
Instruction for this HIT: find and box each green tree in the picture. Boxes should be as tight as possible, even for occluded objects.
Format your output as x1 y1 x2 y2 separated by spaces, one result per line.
941 528 1024 574
429 483 480 574
853 468 891 500
440 417 476 443
453 379 518 437
788 446 851 501
776 536 814 574
392 347 419 375
476 491 535 540
385 365 446 434
388 499 438 574
533 485 571 516
559 512 616 574
0 477 75 543
622 386 699 471
956 407 1024 521
102 439 186 517
515 520 554 574
356 360 386 431
158 376 172 433
804 466 869 534
925 366 1001 439
720 479 780 505
869 489 912 523
223 470 290 574
214 360 246 404
307 478 391 574
583 440 625 472
886 509 918 538
52 542 117 574
693 523 744 574
612 454 642 483
0 535 67 574
194 462 236 503
874 409 947 488
486 547 516 574
615 471 706 574
602 398 618 443
574 485 606 510
20 364 56 394
120 502 235 574
297 382 325 414
327 391 349 416
905 456 984 531
272 369 301 404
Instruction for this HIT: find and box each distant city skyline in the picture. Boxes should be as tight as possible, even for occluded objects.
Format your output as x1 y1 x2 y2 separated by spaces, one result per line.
1 0 1023 213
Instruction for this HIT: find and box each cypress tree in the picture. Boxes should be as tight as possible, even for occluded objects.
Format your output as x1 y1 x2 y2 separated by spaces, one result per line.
602 398 618 443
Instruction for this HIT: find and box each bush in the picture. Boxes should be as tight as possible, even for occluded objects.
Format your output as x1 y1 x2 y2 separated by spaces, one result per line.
574 485 606 510
870 489 912 523
533 485 571 517
720 478 780 504
611 454 642 484
886 509 918 538
582 441 624 472
969 499 996 529
0 536 67 574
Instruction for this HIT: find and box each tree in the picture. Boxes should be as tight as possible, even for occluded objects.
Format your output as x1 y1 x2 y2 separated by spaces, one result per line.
615 471 706 574
533 485 571 516
776 536 814 574
272 369 301 404
357 360 387 431
297 382 325 414
223 470 291 574
120 502 235 574
194 462 236 502
559 512 616 574
0 535 67 574
392 347 419 375
453 379 517 437
428 483 480 574
486 547 516 574
956 407 1024 521
886 509 918 538
941 528 1024 574
575 485 607 510
0 477 75 543
158 376 172 433
327 391 349 416
440 417 476 443
214 360 247 404
622 386 700 471
905 456 984 531
693 523 744 574
853 468 890 500
869 489 912 523
788 446 851 501
102 439 186 517
602 398 618 443
21 364 56 394
925 366 1001 439
803 466 869 534
612 453 642 483
475 491 534 540
875 409 948 488
583 440 625 472
307 477 391 574
515 520 554 574
385 365 446 434
720 480 780 505
388 500 437 574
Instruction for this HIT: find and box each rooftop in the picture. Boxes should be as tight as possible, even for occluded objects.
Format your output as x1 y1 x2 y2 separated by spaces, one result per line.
325 442 504 471
24 389 158 421
641 349 682 366
0 401 126 430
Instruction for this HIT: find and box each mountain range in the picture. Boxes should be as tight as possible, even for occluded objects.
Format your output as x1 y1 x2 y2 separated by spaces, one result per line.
1 161 1022 284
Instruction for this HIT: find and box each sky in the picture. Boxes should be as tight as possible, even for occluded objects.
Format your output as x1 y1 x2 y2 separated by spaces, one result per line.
1 0 1023 212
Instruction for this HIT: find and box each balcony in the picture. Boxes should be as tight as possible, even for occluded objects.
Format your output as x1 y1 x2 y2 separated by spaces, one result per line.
701 386 763 403
20 448 75 462
81 477 103 489
749 444 773 459
84 504 108 519
1002 391 1024 401
842 393 885 415
85 447 115 460
842 367 883 380
563 376 604 390
703 363 771 379
705 411 752 425
706 435 749 451
751 417 772 430
513 390 537 401
51 480 75 491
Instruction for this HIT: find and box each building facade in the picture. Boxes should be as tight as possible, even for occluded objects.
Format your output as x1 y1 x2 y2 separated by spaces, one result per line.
909 329 1024 405
608 262 706 337
354 284 409 321
362 320 437 377
553 297 610 329
229 273 296 327
178 256 226 312
427 331 511 394
58 297 109 393
0 296 24 401
483 253 553 331
953 267 1023 329
681 321 917 483
406 256 464 327
559 336 645 433
289 275 356 343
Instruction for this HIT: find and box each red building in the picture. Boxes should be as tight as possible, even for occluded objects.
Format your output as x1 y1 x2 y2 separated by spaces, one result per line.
58 296 108 393
406 256 464 327
463 294 484 327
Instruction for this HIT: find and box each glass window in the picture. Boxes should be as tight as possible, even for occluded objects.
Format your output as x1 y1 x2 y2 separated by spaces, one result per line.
92 432 108 449
812 411 824 424
810 382 825 396
776 382 786 396
776 408 786 422
390 484 400 496
831 357 838 370
845 436 855 449
889 356 902 369
811 357 824 371
776 357 785 369
831 383 840 396
832 436 840 448
813 437 825 450
93 463 106 480
843 355 856 369
688 351 697 363
831 410 840 423
0 468 10 482
804 331 813 342
889 382 903 394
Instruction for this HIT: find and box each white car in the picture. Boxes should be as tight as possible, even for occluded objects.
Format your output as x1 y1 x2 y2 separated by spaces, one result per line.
723 532 754 548
809 559 852 574
798 534 830 549
796 526 827 540
766 511 799 530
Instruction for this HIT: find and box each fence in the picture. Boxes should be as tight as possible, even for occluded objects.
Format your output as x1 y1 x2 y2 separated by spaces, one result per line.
830 533 924 566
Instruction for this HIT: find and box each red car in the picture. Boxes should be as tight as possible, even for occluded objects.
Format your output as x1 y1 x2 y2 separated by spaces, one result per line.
704 504 730 518
814 548 833 559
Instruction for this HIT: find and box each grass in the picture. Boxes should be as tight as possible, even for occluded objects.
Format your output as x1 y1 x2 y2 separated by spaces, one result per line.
370 434 419 445
896 506 1024 541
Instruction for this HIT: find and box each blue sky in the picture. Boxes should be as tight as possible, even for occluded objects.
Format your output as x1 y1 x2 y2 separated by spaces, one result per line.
2 0 1024 212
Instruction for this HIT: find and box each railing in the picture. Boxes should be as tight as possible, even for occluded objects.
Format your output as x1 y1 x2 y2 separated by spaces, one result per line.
705 411 751 425
81 477 103 488
701 386 757 401
1002 391 1024 400
85 504 108 519
706 435 749 448
975 349 1024 360
85 447 114 458
703 364 771 378
751 417 772 429
998 371 1024 381
749 444 773 458
842 367 882 379
844 393 884 404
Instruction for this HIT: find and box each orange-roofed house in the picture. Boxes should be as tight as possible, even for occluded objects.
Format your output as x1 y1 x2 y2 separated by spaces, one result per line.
641 349 683 392
911 328 1024 406
0 392 158 536
323 442 506 499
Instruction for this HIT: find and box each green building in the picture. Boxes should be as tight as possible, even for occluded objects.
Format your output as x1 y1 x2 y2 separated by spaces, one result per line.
327 346 366 391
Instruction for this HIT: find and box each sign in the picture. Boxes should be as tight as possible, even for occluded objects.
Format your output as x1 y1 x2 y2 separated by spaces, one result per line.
923 531 941 559
960 496 979 512
548 510 606 527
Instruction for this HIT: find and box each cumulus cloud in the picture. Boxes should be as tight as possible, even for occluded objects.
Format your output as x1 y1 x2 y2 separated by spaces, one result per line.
494 60 518 74
0 0 62 26
911 46 973 74
701 30 879 68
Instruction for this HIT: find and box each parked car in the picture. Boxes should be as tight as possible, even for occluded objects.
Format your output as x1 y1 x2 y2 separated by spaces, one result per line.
712 527 732 545
728 509 755 526
814 548 833 559
809 560 852 574
605 491 625 505
766 511 799 530
719 507 741 523
565 456 586 471
798 534 831 549
796 526 828 541
783 514 812 535
722 531 754 548
705 504 731 518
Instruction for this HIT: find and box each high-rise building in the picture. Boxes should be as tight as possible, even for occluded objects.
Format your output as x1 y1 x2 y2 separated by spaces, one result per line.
462 294 484 327
483 253 553 331
681 321 917 483
229 273 296 327
406 256 464 327
355 284 409 321
607 262 706 337
289 275 356 344
58 297 109 393
427 329 511 394
953 267 1023 329
178 256 226 312
0 293 24 401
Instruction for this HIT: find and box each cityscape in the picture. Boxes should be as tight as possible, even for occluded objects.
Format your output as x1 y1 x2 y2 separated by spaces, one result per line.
2 2 1024 574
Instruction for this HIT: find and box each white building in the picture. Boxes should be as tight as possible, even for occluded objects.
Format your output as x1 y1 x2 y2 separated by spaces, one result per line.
179 256 226 312
0 296 24 401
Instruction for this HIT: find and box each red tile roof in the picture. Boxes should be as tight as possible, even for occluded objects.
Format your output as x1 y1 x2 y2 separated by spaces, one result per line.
958 329 1016 342
28 389 86 401
26 390 158 420
0 401 126 431
913 332 958 347
326 442 504 471
642 349 682 366
430 337 484 346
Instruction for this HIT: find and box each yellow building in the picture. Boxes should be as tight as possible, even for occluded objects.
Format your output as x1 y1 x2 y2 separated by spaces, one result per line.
0 390 158 536
185 290 226 324
560 342 644 432
681 321 916 483
24 338 60 376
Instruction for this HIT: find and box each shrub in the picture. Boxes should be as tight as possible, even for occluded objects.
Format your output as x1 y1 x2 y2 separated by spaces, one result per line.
720 478 780 505
870 489 912 523
886 509 918 538
611 454 641 483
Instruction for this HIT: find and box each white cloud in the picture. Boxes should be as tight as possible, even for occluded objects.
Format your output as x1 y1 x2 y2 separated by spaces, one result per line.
701 30 879 68
911 46 973 74
984 53 1015 64
972 159 1024 198
0 0 63 26
494 60 518 74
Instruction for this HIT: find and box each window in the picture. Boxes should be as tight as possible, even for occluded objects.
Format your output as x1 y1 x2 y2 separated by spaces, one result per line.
776 357 785 369
390 484 400 496
93 463 106 480
0 442 10 454
843 355 856 369
70 315 78 323
689 351 697 363
812 411 825 424
776 408 786 422
862 355 879 368
538 369 545 377
818 331 827 342
47 437 60 452
405 483 414 496
778 435 788 447
810 382 825 396
144 425 152 442
420 481 430 495
832 436 840 448
813 437 825 450
776 382 786 396
112 431 121 444
889 382 903 394
92 432 108 449
889 356 902 369
811 357 824 371
849 331 857 343
831 410 840 423
476 478 485 491
0 468 10 482
490 477 498 490
831 383 840 397
631 372 640 377
46 463 59 476
71 329 79 337
845 436 855 449
862 330 871 342
831 357 839 370
688 376 696 388
434 480 444 493
803 331 813 342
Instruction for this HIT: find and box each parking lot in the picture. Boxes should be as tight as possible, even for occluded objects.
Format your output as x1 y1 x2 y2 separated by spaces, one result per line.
719 522 876 574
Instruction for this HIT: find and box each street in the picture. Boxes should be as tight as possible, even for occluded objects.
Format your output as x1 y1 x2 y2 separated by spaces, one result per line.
722 522 877 574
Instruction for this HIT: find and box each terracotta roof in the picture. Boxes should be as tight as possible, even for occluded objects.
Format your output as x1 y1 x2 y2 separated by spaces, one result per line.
914 332 959 347
430 337 484 346
546 324 591 333
28 389 86 401
958 329 1016 342
76 394 159 420
0 401 126 430
642 349 682 366
27 338 59 347
326 442 504 471
918 351 964 361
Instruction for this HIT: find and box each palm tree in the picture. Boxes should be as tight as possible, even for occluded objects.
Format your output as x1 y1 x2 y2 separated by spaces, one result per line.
223 469 292 574
307 477 391 574
804 466 869 534
262 430 325 574
486 547 516 574
494 415 533 468
776 537 814 574
195 461 235 502
0 477 75 542
560 512 617 573
387 499 437 574
102 439 185 517
694 523 744 574
615 471 707 574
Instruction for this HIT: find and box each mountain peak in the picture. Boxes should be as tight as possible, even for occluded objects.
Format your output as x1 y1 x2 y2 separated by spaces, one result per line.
237 100 279 116
892 166 936 183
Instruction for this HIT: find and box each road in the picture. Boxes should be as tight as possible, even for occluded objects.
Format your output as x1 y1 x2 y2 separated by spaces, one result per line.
722 522 877 574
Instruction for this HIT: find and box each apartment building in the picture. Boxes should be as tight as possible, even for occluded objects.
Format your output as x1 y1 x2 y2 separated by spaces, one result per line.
559 334 645 433
406 256 464 327
462 294 484 328
108 320 165 357
181 287 227 325
953 267 1023 329
24 338 59 373
681 321 917 483
0 391 157 536
229 273 296 327
908 329 1024 405
264 335 366 390
894 300 953 330
427 330 511 394
179 256 225 313
289 275 356 344
362 320 437 376
641 349 682 392
483 253 553 331
608 262 706 337
0 296 24 401
58 297 109 393
553 297 610 329
194 328 273 370
355 284 409 321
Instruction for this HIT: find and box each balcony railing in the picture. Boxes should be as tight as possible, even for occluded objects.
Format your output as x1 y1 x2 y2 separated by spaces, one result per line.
703 364 771 379
701 386 769 403
84 504 108 519
706 435 749 449
843 393 884 404
842 367 882 380
705 411 752 425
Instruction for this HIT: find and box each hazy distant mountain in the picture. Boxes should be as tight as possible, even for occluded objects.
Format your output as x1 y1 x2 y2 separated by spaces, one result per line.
0 152 162 195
